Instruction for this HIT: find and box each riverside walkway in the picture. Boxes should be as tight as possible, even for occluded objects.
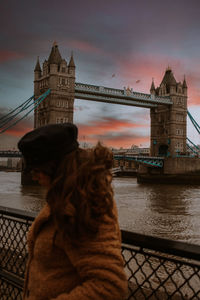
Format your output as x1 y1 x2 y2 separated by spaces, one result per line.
1 206 200 299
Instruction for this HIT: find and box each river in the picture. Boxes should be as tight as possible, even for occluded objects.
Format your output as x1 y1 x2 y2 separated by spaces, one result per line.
0 171 200 245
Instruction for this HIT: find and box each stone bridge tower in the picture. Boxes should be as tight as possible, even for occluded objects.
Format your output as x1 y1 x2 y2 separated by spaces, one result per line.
150 68 187 157
34 42 75 128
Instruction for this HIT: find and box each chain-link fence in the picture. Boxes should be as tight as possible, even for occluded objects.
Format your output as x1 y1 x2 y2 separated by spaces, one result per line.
1 206 200 300
122 231 200 299
0 207 34 300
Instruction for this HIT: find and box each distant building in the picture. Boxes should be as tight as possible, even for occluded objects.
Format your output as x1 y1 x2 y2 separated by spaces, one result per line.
113 146 150 156
112 146 150 170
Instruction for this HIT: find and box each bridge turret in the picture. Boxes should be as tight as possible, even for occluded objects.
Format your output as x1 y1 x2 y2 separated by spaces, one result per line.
34 56 41 78
48 42 62 73
160 67 177 94
34 56 41 96
68 52 75 77
150 78 156 96
182 76 187 96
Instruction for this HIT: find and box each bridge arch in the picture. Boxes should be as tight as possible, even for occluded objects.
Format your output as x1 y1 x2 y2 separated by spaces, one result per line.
158 144 169 157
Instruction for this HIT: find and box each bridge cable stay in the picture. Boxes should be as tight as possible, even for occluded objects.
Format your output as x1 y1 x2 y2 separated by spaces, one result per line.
0 95 34 123
0 94 45 129
186 143 198 155
0 96 35 128
187 110 200 135
186 137 200 152
0 89 51 134
0 94 41 131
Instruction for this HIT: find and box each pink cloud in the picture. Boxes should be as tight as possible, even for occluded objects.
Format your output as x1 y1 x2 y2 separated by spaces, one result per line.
1 117 33 137
0 50 24 63
78 117 148 135
116 53 200 107
77 117 149 148
68 39 104 55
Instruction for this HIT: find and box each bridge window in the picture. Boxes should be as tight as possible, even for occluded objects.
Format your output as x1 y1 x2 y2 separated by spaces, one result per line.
175 142 183 152
176 129 183 135
176 114 184 122
176 98 183 106
56 117 69 124
56 101 68 108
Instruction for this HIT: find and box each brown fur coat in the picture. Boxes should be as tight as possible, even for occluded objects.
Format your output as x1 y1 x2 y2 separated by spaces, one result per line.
23 203 128 300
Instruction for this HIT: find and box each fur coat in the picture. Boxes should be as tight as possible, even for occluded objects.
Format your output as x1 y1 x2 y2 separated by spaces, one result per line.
23 202 128 300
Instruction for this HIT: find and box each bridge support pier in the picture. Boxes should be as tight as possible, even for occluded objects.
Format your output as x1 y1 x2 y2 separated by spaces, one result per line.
137 157 200 184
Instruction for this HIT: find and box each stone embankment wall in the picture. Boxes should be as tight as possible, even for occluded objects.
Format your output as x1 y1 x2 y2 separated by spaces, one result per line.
138 157 200 184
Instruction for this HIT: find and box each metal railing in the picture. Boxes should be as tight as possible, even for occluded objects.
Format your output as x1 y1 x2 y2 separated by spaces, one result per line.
1 206 200 300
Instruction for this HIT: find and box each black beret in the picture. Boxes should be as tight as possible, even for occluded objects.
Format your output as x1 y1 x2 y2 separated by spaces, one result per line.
18 123 79 171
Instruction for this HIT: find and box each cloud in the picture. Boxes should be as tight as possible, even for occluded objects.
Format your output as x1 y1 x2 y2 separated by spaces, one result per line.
0 51 24 63
76 117 149 147
68 39 104 56
0 109 33 138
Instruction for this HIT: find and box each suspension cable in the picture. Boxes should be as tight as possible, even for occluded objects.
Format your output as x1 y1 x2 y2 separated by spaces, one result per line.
187 137 200 151
0 96 35 128
0 95 34 123
186 143 198 155
187 111 200 134
0 89 50 134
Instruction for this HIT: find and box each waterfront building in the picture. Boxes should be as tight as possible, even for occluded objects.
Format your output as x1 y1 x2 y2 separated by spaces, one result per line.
112 146 150 170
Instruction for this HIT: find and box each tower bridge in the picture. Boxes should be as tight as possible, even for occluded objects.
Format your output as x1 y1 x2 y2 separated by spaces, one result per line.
3 42 200 183
33 42 187 159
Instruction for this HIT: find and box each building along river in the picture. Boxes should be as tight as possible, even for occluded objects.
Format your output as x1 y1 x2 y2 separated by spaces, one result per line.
0 171 200 245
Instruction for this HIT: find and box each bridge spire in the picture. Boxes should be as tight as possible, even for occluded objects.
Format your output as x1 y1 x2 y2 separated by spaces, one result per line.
34 56 41 72
34 56 41 82
183 75 187 88
161 68 177 87
69 51 75 68
150 78 156 95
48 42 62 64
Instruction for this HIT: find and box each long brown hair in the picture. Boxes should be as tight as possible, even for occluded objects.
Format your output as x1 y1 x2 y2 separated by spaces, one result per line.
44 143 114 240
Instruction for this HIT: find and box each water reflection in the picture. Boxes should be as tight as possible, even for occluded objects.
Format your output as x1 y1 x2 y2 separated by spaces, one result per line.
20 184 46 212
113 178 200 244
147 184 188 214
1 172 200 244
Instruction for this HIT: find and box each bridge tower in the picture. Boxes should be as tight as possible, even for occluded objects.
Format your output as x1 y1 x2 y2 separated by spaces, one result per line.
34 42 75 128
150 68 187 157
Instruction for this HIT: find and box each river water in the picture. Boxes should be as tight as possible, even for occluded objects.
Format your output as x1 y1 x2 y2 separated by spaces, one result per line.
1 171 200 245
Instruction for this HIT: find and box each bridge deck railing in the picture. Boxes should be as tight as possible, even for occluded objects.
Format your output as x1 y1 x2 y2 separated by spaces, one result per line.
1 206 200 300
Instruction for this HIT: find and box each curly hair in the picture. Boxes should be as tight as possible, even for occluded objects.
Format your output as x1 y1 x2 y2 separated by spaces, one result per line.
42 143 115 241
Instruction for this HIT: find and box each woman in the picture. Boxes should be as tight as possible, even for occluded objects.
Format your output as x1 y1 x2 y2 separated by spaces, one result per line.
18 123 128 300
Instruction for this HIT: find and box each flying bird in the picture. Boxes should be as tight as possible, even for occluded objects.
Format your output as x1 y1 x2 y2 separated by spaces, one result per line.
112 74 116 78
136 80 140 83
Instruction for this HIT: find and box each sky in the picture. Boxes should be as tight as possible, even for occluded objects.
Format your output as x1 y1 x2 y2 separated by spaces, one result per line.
1 0 200 149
